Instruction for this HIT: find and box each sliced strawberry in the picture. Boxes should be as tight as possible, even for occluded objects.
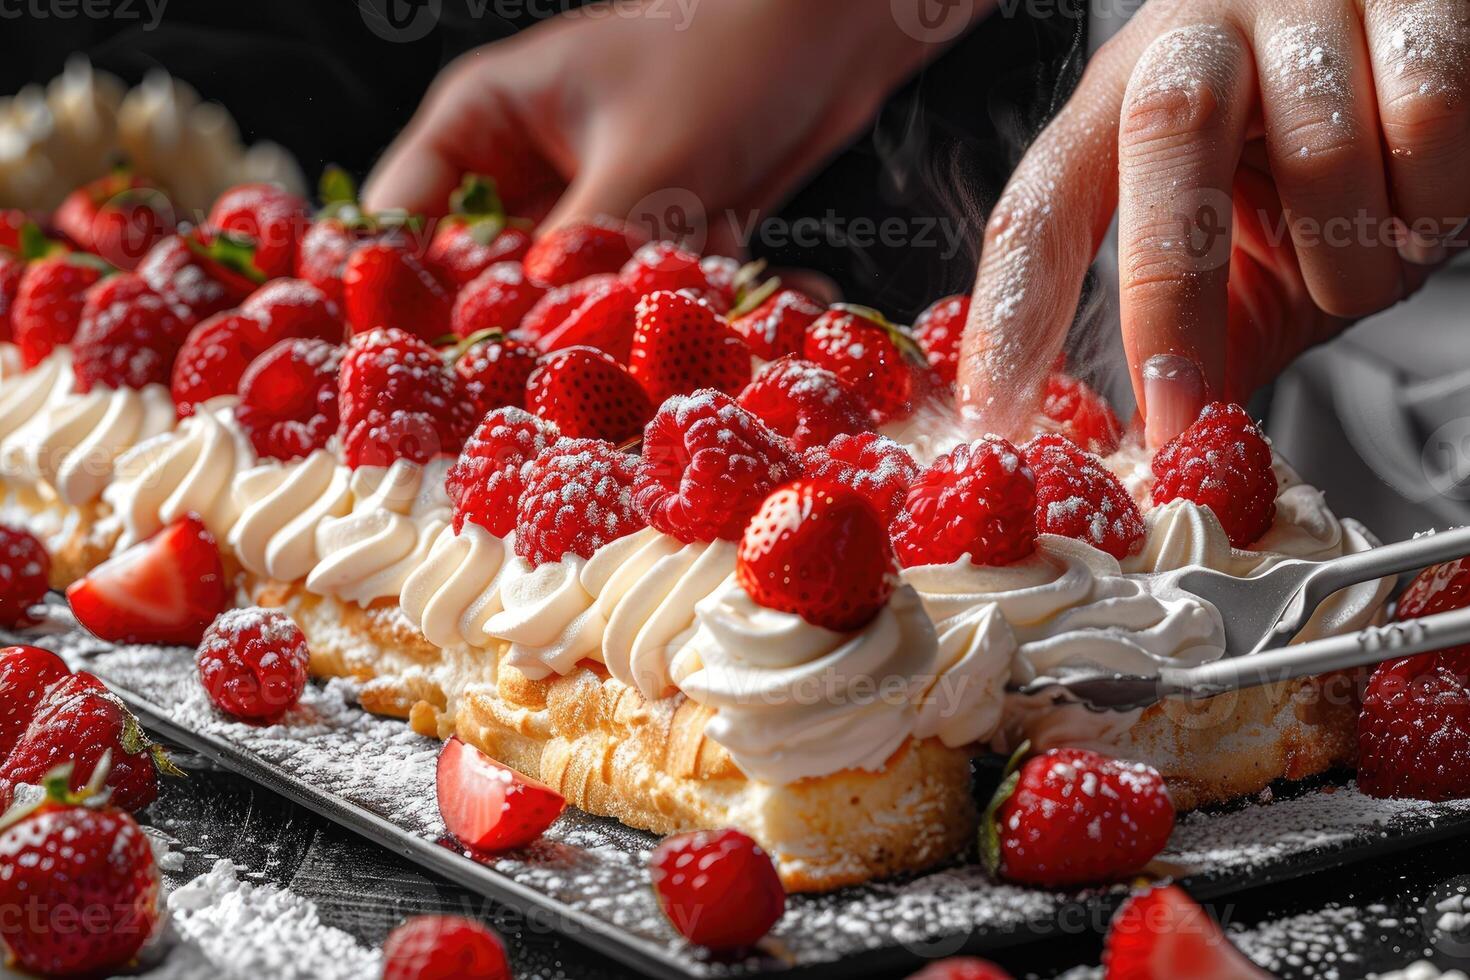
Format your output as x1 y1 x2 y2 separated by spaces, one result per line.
343 240 455 341
525 346 653 442
519 274 638 362
628 290 751 404
523 218 644 288
436 736 564 853
207 182 310 279
1103 886 1268 979
65 515 229 647
0 645 71 760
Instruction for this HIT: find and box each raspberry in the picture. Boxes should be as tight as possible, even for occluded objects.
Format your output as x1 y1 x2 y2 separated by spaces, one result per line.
382 915 509 980
728 288 824 361
454 335 539 415
338 327 476 468
523 218 643 288
736 355 873 451
0 524 50 627
1041 373 1124 455
737 479 895 631
446 407 560 536
451 262 546 339
649 828 785 951
634 390 800 543
237 338 343 461
890 436 1036 568
801 432 918 524
912 293 970 388
196 608 310 722
619 240 709 297
1150 402 1276 548
1023 435 1144 559
514 438 644 567
72 273 193 392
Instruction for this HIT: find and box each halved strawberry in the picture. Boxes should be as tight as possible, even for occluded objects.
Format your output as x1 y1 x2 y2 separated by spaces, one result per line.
628 290 751 404
525 346 653 442
342 240 455 341
65 515 229 647
1103 886 1267 979
436 736 564 853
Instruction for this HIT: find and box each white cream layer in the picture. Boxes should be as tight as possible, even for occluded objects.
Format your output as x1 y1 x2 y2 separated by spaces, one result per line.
401 523 513 651
230 449 352 583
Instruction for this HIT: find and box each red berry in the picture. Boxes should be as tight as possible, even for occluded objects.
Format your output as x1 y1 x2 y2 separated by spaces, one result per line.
524 346 653 443
240 276 342 338
1103 886 1268 979
1151 402 1277 549
913 294 970 388
518 274 638 362
139 232 259 324
803 306 918 425
737 354 872 451
0 645 70 760
66 514 229 647
634 390 800 543
728 287 824 361
56 174 174 271
737 479 895 631
619 240 709 297
430 222 532 287
12 255 106 367
891 437 1037 568
72 272 193 392
451 262 546 339
0 209 30 252
0 251 21 343
523 218 643 288
649 828 785 950
454 334 539 416
907 958 1013 980
628 290 752 404
296 218 372 306
382 915 510 980
696 255 741 312
801 432 917 524
237 337 343 461
986 747 1175 888
337 327 476 468
514 438 644 567
343 240 455 342
1042 373 1124 455
1023 435 1144 560
0 524 50 628
436 736 564 853
208 182 310 279
0 784 161 978
196 608 310 722
446 407 559 536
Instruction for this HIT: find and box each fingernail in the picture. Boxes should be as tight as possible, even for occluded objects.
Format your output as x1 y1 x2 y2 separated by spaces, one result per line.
1143 354 1207 449
1399 229 1448 267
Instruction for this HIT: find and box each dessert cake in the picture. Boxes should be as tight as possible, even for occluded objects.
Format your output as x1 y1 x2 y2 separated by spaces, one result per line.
0 179 1394 893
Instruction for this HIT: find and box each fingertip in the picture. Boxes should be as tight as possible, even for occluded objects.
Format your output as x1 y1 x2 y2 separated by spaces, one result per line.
1141 354 1207 449
361 141 458 218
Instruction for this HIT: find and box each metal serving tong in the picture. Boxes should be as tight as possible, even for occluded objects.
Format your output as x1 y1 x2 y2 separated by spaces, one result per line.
1013 524 1470 713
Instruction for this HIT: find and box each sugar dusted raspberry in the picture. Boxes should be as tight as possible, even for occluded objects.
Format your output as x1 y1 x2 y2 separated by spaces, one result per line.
737 355 872 451
1042 373 1123 455
515 438 644 567
196 607 310 722
912 294 970 388
382 915 509 980
446 408 560 537
890 436 1037 568
649 828 785 951
1150 402 1276 548
237 338 343 461
72 273 193 392
1023 435 1144 559
0 525 50 628
337 327 476 468
801 432 917 524
634 390 800 543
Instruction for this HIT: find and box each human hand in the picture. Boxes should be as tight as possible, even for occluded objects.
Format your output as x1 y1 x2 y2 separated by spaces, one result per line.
959 0 1469 447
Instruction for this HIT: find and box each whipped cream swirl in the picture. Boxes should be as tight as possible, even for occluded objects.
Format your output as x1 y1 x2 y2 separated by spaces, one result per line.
671 580 938 785
230 450 352 583
486 555 605 680
401 523 512 651
0 349 74 442
306 458 450 607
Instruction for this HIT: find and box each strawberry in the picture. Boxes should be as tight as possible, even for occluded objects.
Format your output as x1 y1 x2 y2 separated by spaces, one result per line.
649 828 785 951
427 174 532 286
913 293 970 389
1042 373 1124 456
737 354 873 451
984 747 1174 888
696 255 743 312
72 272 193 392
237 337 343 460
619 240 709 297
803 305 922 425
523 218 644 288
383 916 510 980
0 250 21 342
0 645 70 760
0 524 50 628
728 287 824 361
343 239 455 341
12 254 107 367
628 290 752 404
337 327 475 468
525 346 653 442
207 182 311 279
451 262 546 340
518 274 639 361
139 231 262 324
0 209 28 252
1 672 176 814
55 173 174 271
1103 886 1268 979
0 769 162 977
66 514 230 647
908 959 1013 980
297 217 374 306
454 332 539 415
436 736 564 852
737 479 894 630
